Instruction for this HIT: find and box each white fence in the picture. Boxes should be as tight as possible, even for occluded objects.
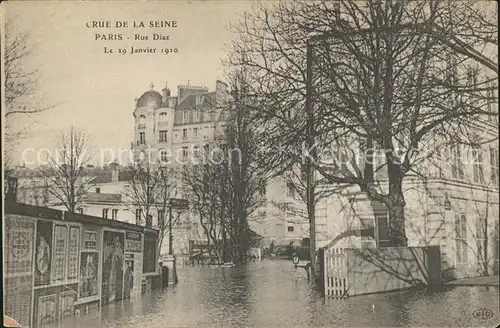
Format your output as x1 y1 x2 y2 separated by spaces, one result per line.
323 247 349 298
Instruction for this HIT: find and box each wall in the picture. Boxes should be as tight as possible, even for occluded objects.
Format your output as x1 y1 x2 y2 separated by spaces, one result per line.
323 246 442 297
3 204 160 328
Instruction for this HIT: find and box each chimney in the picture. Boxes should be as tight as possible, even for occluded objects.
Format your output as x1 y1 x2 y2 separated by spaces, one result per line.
162 81 171 103
134 98 139 107
168 97 178 108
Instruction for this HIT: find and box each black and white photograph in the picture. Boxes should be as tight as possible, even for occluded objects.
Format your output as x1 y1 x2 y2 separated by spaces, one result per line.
2 0 499 327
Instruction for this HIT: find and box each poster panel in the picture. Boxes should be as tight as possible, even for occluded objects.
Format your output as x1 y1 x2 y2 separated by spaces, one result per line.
143 231 157 274
125 231 143 253
67 226 81 280
35 220 53 286
5 216 35 275
36 294 57 328
101 230 125 305
133 253 143 299
124 254 134 299
52 224 68 281
79 251 99 300
59 291 77 319
84 230 97 249
4 276 33 328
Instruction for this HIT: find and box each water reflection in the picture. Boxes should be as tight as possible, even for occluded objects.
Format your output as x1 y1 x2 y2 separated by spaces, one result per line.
60 260 499 327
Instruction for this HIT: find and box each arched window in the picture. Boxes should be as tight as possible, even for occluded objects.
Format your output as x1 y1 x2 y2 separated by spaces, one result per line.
138 115 146 128
159 112 168 123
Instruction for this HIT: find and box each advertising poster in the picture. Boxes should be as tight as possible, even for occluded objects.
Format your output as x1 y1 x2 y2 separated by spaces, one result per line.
36 294 57 328
59 291 77 319
133 253 144 299
124 254 135 300
101 230 125 305
79 251 99 299
143 231 158 274
84 230 97 249
4 276 33 328
125 231 143 253
35 220 53 286
67 226 81 280
5 216 35 275
52 224 68 281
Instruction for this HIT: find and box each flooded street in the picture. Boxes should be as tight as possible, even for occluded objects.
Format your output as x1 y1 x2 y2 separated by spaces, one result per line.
60 259 499 327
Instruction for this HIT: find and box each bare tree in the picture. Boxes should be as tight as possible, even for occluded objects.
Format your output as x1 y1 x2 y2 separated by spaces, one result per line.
40 126 93 212
123 161 178 254
182 156 228 263
3 16 54 168
229 0 498 250
181 74 266 263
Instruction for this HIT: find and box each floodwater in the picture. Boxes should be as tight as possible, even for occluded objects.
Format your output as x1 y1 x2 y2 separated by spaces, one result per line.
60 259 499 327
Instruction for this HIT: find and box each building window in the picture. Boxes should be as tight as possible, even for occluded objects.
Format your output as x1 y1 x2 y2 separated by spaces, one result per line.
286 182 295 198
43 187 49 204
182 146 188 159
138 115 146 129
139 132 146 145
472 146 484 184
158 210 165 228
182 129 188 140
160 150 169 162
454 214 468 265
446 54 458 106
494 220 499 264
95 187 101 193
77 208 83 214
490 147 499 186
377 214 390 247
475 214 487 265
193 127 198 137
193 146 200 159
287 226 294 232
159 112 168 124
112 209 118 220
487 82 497 124
284 109 291 119
135 209 142 224
451 145 465 180
193 110 200 122
204 144 210 153
159 130 168 143
102 208 109 218
183 111 189 123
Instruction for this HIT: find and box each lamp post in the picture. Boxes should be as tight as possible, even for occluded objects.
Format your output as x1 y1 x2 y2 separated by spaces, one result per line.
169 202 173 255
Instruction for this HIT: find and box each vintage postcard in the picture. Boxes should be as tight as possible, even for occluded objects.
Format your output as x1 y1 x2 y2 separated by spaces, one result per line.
2 1 498 327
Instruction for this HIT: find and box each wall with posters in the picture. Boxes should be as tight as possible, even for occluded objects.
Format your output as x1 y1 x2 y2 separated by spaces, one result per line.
124 231 144 300
3 203 160 328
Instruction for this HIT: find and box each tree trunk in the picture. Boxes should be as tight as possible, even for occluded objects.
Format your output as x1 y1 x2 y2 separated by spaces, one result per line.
387 190 408 247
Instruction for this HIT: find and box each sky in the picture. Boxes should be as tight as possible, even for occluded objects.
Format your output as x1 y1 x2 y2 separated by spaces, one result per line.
3 0 269 167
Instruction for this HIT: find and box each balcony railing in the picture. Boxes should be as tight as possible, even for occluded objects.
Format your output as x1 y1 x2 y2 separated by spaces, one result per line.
138 123 146 129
